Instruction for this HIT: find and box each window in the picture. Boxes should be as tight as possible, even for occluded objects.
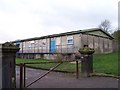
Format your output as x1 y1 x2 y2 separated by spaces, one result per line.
51 38 55 41
23 42 25 47
42 39 46 46
34 40 38 47
31 41 34 44
67 36 73 44
56 37 61 45
28 42 31 48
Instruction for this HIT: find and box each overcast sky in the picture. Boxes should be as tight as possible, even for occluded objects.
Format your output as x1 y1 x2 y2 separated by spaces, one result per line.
0 0 119 43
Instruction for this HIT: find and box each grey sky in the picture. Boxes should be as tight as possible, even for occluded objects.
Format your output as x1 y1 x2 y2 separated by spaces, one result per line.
0 0 119 43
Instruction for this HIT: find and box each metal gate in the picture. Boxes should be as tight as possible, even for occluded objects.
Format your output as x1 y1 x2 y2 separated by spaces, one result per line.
19 60 79 89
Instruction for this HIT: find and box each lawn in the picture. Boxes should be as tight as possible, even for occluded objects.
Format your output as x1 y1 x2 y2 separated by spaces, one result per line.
16 58 79 73
16 52 119 76
93 52 118 76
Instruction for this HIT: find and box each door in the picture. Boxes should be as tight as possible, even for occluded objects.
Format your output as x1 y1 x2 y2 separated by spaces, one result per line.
50 38 56 53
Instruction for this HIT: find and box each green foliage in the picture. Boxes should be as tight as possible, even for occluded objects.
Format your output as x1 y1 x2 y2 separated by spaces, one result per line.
93 53 118 76
79 47 95 54
16 58 51 64
112 30 120 40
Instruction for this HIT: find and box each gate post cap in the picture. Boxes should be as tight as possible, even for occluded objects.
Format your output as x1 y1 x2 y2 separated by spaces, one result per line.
2 42 20 53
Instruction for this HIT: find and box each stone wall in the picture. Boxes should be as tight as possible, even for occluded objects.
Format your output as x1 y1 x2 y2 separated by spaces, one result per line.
81 34 113 53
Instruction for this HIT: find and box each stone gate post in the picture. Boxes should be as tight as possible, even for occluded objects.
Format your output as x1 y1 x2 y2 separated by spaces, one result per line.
0 42 19 89
81 54 93 77
79 45 95 77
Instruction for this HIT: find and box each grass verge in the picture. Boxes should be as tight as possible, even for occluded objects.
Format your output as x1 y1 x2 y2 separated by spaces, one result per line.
16 58 80 73
16 52 119 77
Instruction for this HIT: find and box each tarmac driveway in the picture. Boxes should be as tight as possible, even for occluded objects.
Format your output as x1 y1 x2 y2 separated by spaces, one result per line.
16 66 119 88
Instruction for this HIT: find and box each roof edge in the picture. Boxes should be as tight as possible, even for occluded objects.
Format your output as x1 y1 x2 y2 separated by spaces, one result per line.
12 28 114 43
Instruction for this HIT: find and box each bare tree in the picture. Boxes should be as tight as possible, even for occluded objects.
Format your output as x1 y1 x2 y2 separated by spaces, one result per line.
99 19 111 32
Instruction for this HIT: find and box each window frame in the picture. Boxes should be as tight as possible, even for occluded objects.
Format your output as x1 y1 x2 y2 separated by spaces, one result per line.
67 36 73 45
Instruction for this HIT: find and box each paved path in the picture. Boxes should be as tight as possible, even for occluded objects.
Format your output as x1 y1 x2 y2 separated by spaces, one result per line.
16 66 119 88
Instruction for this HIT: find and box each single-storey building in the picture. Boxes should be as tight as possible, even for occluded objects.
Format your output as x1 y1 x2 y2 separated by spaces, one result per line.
13 28 114 60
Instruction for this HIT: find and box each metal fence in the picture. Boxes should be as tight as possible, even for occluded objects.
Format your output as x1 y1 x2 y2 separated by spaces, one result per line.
18 45 79 54
18 60 79 89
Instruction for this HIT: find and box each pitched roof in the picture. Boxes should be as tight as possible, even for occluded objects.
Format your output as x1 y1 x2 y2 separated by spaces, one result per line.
13 28 114 42
80 28 114 39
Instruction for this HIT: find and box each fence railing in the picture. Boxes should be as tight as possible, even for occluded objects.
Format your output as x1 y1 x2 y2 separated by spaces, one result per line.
18 47 79 54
